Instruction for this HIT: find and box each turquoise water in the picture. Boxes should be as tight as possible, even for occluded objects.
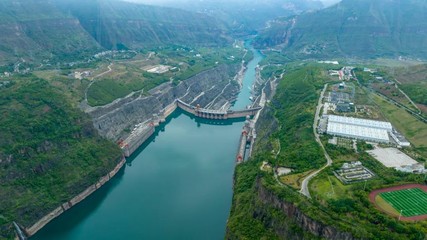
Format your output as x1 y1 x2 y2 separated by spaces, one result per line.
32 45 263 240
232 44 263 110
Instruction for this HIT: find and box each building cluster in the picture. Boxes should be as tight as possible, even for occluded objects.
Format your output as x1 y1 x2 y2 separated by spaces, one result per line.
328 66 354 81
73 71 91 80
334 161 375 184
326 83 354 113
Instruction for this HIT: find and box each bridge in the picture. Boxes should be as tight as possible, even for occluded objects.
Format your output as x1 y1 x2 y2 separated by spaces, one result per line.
176 99 261 120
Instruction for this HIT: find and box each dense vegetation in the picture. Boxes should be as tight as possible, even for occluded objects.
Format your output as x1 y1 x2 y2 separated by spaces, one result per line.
270 66 326 171
56 0 230 50
255 0 427 60
0 0 102 64
228 65 328 238
0 76 122 239
227 65 427 239
0 0 235 65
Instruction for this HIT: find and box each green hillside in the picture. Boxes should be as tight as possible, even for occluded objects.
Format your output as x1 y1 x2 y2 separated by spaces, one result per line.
227 64 427 239
134 0 324 36
256 0 427 60
0 76 123 239
0 0 234 65
56 0 231 50
0 0 101 64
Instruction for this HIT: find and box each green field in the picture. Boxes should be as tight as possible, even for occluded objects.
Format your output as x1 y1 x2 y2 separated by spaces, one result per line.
380 188 427 217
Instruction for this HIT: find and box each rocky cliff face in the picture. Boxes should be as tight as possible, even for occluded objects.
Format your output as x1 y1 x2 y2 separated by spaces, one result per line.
256 179 355 240
83 64 240 140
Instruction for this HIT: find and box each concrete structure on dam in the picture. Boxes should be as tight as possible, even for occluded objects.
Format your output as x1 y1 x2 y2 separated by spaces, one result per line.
120 99 261 157
176 99 261 120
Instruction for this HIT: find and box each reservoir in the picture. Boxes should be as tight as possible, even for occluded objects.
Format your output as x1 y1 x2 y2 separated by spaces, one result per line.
32 44 264 240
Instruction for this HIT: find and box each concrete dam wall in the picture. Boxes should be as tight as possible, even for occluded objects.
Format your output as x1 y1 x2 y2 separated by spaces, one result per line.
83 64 241 141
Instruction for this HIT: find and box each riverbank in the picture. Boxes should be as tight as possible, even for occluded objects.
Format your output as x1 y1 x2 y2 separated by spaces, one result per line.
30 42 263 240
23 156 126 238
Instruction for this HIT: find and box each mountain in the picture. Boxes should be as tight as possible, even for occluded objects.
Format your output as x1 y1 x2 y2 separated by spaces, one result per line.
0 0 231 65
57 0 231 50
0 0 101 64
255 0 427 60
126 0 324 36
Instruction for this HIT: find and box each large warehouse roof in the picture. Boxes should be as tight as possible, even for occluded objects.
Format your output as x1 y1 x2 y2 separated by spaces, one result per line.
327 122 390 143
328 115 392 131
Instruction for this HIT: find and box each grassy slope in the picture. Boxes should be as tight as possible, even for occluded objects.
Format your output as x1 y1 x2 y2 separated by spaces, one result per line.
0 76 122 239
392 64 427 107
372 94 427 157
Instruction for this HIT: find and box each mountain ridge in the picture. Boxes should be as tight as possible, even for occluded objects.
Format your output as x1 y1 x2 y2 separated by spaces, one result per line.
255 0 427 60
0 0 231 65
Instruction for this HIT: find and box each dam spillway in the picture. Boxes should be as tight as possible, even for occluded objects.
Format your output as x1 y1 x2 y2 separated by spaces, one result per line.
120 99 261 157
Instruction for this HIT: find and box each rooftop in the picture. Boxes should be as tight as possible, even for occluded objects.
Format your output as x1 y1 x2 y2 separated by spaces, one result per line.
327 122 390 142
328 115 392 130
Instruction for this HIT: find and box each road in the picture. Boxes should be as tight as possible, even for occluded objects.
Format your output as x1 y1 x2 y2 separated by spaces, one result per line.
352 70 427 123
299 84 333 198
84 63 113 103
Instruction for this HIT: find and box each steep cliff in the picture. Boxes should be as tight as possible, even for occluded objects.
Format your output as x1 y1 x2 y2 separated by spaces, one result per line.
255 178 355 240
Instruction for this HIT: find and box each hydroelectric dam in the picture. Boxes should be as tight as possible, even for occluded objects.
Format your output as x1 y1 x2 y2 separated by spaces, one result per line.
119 98 261 158
31 42 265 240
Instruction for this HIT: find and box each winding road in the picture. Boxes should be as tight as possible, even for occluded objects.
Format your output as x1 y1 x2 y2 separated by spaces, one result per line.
299 84 333 198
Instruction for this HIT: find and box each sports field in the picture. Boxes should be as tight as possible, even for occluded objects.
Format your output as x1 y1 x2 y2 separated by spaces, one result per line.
380 188 427 217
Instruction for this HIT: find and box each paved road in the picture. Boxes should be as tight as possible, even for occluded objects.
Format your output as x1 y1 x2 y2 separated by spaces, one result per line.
299 84 333 198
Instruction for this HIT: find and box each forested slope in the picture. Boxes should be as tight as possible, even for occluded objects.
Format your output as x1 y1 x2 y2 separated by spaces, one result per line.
0 77 123 238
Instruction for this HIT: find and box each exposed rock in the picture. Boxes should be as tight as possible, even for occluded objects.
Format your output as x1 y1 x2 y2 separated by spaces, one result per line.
256 178 355 240
84 64 241 140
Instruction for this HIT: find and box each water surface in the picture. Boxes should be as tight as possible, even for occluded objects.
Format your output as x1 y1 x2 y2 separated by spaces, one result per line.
33 44 263 240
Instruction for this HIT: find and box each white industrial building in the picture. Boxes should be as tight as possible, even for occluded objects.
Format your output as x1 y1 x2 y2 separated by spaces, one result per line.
328 115 392 131
326 115 391 143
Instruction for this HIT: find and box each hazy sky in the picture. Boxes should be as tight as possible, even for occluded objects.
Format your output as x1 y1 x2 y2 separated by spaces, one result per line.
127 0 342 8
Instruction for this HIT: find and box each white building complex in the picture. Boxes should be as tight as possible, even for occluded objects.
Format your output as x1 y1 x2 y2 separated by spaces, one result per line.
326 115 391 143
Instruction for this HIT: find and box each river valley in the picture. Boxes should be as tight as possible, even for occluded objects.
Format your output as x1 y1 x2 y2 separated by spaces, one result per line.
32 44 264 240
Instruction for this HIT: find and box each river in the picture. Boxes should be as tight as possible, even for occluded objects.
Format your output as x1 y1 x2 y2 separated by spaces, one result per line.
32 43 264 240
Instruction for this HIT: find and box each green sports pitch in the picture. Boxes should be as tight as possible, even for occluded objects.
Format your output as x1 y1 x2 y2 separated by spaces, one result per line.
380 188 427 217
